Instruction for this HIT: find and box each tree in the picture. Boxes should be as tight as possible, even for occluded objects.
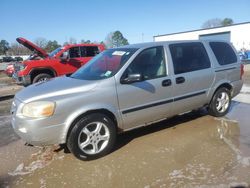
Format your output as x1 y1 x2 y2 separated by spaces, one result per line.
68 37 77 44
202 18 222 28
8 42 31 55
80 39 91 44
222 18 233 26
34 37 48 48
112 31 129 47
202 18 234 28
0 40 10 55
105 31 129 48
105 32 114 48
45 40 61 52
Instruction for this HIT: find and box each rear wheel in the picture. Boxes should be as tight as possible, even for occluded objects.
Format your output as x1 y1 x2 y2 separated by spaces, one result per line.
32 73 52 84
208 88 231 117
67 113 116 160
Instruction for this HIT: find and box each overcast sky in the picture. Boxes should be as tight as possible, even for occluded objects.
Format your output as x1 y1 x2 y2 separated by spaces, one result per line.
1 0 249 45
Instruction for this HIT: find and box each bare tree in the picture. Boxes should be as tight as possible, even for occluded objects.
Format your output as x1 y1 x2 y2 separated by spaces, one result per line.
202 18 222 29
34 37 48 48
68 37 77 44
8 42 31 55
80 39 92 44
105 32 114 49
202 18 234 29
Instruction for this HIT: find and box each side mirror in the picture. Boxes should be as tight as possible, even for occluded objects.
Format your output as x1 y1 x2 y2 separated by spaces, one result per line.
120 73 143 84
60 51 69 61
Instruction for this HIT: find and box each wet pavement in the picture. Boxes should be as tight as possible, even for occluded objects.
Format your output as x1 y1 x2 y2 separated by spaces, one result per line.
0 100 249 187
0 71 250 187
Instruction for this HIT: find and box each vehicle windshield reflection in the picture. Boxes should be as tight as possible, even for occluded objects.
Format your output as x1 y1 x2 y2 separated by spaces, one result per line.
49 47 62 57
70 48 138 80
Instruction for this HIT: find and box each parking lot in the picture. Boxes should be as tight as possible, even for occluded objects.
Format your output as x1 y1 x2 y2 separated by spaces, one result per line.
0 66 250 187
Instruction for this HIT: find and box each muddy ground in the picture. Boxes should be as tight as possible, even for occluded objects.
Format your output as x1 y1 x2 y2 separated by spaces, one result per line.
0 66 250 188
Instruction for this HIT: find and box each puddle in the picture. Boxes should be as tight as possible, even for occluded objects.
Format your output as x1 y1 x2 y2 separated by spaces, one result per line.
8 145 64 176
1 103 250 187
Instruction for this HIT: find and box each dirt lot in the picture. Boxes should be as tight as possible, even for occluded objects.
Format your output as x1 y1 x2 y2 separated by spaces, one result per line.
0 66 250 187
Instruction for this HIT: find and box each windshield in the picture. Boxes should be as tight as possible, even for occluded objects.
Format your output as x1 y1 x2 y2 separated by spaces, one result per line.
49 47 62 57
71 48 138 80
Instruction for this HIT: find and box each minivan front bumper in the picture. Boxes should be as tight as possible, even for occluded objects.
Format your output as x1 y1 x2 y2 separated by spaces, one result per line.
11 99 66 146
11 116 66 146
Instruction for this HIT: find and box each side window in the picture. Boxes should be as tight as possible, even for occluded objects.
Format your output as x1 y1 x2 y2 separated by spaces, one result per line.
80 46 100 57
169 42 210 74
124 46 166 80
69 47 80 58
209 42 237 65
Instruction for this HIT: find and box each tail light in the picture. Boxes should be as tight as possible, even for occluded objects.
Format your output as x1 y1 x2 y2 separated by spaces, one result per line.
240 64 244 80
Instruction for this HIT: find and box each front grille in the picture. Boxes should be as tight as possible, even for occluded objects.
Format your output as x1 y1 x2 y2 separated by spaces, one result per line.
14 63 21 72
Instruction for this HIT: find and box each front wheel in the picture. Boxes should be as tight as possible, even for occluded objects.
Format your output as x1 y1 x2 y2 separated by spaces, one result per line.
32 73 52 84
208 88 231 117
67 113 116 160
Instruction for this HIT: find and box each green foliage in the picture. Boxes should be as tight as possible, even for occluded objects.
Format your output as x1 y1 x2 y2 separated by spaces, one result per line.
45 40 61 52
202 18 222 28
112 31 129 47
81 39 91 44
0 40 10 55
202 18 234 28
105 31 129 48
222 18 233 26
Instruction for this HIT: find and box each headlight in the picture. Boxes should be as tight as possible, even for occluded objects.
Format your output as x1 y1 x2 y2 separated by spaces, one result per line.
19 64 26 70
22 101 55 118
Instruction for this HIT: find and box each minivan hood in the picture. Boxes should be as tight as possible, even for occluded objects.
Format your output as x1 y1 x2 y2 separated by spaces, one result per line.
16 37 48 58
15 76 98 103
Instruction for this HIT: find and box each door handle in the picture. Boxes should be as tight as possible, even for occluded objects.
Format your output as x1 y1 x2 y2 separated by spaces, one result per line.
176 77 185 84
162 79 172 87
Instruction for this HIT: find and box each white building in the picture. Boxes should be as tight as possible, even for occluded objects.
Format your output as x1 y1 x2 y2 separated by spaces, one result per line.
154 22 250 51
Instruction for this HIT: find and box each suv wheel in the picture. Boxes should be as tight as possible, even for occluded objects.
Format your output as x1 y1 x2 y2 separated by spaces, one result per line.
33 73 52 83
67 113 116 160
208 87 231 117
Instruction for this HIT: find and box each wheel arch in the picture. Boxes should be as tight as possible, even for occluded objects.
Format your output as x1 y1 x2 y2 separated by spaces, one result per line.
29 67 57 82
65 108 120 143
209 82 233 105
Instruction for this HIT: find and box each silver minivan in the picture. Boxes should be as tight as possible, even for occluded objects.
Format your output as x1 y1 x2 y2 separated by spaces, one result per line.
11 41 243 160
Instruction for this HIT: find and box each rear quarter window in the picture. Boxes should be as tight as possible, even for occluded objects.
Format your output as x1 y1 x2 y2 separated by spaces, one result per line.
209 42 237 65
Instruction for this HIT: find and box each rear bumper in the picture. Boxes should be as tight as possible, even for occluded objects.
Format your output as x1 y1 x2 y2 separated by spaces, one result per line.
13 72 31 86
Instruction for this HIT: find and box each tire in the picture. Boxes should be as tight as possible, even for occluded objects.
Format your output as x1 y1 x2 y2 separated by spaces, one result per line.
32 73 52 84
67 113 116 160
208 87 231 117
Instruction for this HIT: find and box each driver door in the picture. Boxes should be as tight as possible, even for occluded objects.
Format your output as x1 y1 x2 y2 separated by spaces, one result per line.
116 46 174 130
59 47 82 75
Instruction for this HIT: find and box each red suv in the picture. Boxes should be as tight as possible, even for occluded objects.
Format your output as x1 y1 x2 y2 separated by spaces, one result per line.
13 37 105 86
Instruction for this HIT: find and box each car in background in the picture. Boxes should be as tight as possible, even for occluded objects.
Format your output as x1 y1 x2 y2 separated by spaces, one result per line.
239 51 250 63
5 63 15 77
2 56 15 62
14 56 23 62
13 37 106 86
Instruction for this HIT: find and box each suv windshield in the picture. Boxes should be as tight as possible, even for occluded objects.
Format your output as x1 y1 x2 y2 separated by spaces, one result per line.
49 47 62 57
71 48 138 80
